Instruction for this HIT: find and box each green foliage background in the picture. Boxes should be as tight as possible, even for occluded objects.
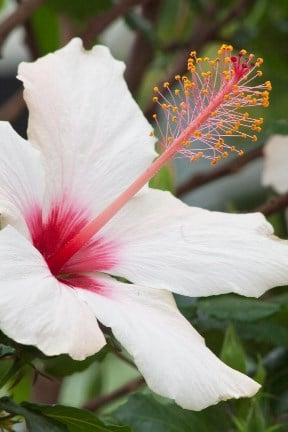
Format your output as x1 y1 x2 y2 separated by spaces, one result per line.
0 0 288 431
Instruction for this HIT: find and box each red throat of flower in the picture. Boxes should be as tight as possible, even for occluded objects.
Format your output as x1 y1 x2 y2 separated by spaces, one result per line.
47 44 271 276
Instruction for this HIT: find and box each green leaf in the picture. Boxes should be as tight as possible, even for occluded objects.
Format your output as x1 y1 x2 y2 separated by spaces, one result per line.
23 403 131 432
113 393 230 432
198 295 280 322
31 5 60 55
0 344 15 358
44 347 108 378
149 164 175 192
220 325 246 373
0 398 130 432
246 400 266 432
0 397 66 431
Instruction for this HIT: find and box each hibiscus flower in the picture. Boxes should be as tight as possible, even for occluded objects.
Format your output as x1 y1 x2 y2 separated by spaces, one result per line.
0 39 287 411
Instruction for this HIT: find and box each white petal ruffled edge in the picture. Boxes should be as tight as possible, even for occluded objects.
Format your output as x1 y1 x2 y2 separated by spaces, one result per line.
77 275 260 410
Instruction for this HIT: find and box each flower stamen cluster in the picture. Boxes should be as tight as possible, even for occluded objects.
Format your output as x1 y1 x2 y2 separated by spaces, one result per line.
151 44 271 165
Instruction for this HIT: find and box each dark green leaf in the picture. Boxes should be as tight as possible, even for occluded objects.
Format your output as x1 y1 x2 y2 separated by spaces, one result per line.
220 325 246 373
31 5 60 55
44 347 108 378
24 403 131 432
0 344 15 358
0 397 66 432
113 393 230 432
198 295 280 322
246 400 266 432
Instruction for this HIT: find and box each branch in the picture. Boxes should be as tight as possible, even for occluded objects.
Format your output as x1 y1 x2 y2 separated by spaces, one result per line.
176 147 263 197
256 192 288 216
83 376 145 411
0 0 46 48
81 0 151 49
0 89 26 122
144 0 251 119
124 0 162 94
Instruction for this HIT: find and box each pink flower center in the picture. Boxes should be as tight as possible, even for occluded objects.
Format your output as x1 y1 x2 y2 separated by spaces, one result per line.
25 197 118 291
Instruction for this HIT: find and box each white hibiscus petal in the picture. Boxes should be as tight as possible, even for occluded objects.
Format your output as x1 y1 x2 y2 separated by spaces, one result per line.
18 38 156 216
0 121 43 237
78 277 260 410
101 188 288 297
0 226 105 360
262 134 288 193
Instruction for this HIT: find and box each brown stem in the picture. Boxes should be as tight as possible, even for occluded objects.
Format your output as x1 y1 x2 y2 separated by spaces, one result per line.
83 376 145 411
81 0 151 49
0 0 46 48
144 0 251 119
256 193 288 216
176 147 263 197
0 89 26 122
125 0 162 94
32 374 62 404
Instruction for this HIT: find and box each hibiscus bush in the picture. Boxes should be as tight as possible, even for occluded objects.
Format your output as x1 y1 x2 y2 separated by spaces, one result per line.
0 0 287 431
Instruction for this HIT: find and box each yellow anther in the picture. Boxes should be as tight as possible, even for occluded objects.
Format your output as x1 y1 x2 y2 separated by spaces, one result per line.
196 57 203 63
190 51 197 58
223 151 229 158
174 89 180 96
239 49 247 56
255 57 264 66
153 96 158 102
256 70 263 77
265 81 272 90
152 113 157 119
172 116 177 122
252 135 258 142
153 86 159 93
193 130 202 138
163 82 170 88
224 56 231 63
175 75 181 81
211 158 218 166
238 149 244 156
